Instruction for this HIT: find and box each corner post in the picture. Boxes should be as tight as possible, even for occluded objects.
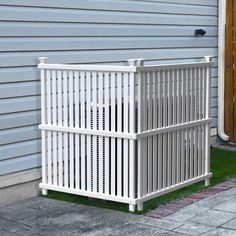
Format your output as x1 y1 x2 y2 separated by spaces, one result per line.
38 57 48 66
128 58 145 67
204 56 212 64
128 59 145 212
204 56 212 187
42 189 48 196
129 204 136 212
38 57 48 196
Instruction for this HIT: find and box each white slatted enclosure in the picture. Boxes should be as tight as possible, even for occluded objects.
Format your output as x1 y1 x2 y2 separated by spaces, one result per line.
38 56 213 212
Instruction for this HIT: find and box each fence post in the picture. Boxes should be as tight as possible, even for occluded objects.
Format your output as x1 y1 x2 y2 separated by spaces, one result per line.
204 56 212 187
127 59 144 212
128 59 145 211
128 58 145 67
38 57 48 196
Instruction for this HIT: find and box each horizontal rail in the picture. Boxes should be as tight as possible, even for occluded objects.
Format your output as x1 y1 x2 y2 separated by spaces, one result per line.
40 173 212 205
137 119 212 139
38 61 213 73
38 63 136 72
39 124 137 140
136 61 214 72
136 173 212 204
39 119 211 140
39 183 135 204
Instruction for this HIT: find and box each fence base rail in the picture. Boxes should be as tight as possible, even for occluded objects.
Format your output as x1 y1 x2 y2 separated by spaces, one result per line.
40 173 212 212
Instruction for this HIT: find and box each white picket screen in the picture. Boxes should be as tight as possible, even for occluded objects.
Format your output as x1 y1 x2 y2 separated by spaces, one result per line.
38 57 213 212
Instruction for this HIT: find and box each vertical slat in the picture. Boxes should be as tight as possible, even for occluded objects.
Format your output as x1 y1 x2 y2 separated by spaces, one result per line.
167 70 172 187
185 69 189 181
181 69 185 182
202 124 206 176
194 68 199 178
199 67 203 119
147 71 153 193
182 69 187 181
172 69 177 185
199 124 203 176
52 70 58 186
194 125 198 178
163 70 167 188
190 68 194 179
110 72 116 196
104 72 110 195
176 68 181 183
198 68 202 176
92 71 98 192
81 71 86 191
196 68 200 177
187 68 191 122
191 68 195 121
203 67 206 119
46 70 52 185
199 68 204 176
74 71 80 189
129 71 135 200
157 70 163 190
153 71 158 191
69 71 74 189
194 67 198 120
86 72 92 191
138 71 143 199
98 72 104 193
197 125 201 177
40 67 47 185
182 69 186 123
63 70 69 188
196 67 200 120
123 72 129 198
142 72 148 195
117 72 122 197
57 70 63 186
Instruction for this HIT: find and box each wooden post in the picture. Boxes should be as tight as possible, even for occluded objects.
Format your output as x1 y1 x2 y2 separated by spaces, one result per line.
225 0 235 141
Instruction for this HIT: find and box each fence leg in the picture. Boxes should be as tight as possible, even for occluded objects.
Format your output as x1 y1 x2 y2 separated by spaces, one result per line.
137 203 143 212
129 204 136 212
205 178 210 187
42 189 48 196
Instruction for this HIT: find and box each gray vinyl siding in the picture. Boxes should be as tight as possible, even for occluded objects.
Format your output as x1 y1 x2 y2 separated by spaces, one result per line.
0 0 218 176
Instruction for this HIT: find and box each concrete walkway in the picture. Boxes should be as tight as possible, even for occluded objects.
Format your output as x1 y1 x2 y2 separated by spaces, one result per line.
1 188 236 235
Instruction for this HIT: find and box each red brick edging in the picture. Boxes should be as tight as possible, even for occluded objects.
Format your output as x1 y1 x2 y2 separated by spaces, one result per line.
145 179 236 219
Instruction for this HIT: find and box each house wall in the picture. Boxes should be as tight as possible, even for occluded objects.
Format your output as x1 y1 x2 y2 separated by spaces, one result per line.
0 0 218 177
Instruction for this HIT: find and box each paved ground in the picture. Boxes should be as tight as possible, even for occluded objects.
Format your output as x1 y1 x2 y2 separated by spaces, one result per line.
146 179 236 219
1 188 236 235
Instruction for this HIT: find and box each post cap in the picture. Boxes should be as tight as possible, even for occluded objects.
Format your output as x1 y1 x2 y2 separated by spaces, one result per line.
128 58 145 66
204 56 213 62
38 57 48 64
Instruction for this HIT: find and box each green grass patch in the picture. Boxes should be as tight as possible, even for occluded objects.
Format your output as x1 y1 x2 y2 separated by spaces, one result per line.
45 147 236 214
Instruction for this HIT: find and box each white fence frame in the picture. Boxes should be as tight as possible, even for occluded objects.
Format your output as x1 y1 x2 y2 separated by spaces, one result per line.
39 57 213 212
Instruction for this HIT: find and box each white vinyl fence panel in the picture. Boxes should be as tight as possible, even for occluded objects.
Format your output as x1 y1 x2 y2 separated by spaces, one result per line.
39 57 213 211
